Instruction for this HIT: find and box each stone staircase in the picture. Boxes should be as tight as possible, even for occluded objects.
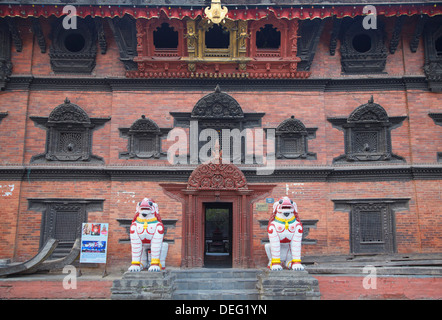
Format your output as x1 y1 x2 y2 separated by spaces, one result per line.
111 268 321 300
171 268 261 300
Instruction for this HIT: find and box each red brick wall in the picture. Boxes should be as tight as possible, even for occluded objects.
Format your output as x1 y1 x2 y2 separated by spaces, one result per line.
0 275 440 300
0 15 441 268
316 275 442 300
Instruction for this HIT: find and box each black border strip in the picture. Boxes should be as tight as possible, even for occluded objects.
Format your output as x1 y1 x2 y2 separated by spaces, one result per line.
4 75 429 92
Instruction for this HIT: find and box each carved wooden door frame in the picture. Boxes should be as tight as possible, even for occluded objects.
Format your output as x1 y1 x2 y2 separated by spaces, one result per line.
160 163 275 268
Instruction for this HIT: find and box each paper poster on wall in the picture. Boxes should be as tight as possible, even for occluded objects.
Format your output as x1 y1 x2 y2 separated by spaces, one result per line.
80 223 109 264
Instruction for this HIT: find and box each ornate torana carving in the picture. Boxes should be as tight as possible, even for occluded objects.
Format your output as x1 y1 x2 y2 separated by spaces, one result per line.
191 85 244 119
187 163 248 190
277 116 308 134
347 96 389 123
48 98 91 124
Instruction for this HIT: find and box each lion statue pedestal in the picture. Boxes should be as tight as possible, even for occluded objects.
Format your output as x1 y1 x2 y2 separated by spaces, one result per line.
265 196 304 271
128 198 168 272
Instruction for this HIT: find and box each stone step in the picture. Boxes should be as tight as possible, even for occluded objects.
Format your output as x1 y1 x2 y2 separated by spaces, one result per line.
174 278 258 290
170 268 261 300
171 268 261 279
172 289 260 300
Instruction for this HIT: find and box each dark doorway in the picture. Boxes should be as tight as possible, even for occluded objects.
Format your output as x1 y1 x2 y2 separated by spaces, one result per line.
204 202 232 268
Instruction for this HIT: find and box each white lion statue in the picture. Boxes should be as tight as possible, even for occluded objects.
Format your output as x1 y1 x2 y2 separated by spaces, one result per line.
265 196 304 271
128 198 168 272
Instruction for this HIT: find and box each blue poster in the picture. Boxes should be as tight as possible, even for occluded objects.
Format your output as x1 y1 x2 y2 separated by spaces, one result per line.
80 223 109 264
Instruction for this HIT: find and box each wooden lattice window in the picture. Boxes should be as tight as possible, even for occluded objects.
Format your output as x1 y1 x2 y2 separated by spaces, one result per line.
119 115 171 159
333 198 409 254
30 98 110 164
170 86 265 164
29 198 104 259
327 96 406 163
275 115 317 160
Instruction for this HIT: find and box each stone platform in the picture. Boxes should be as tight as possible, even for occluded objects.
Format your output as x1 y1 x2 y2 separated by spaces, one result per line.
111 270 175 300
111 268 320 300
257 270 321 300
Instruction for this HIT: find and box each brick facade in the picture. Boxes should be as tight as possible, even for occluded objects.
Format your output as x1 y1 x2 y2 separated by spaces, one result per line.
0 6 441 271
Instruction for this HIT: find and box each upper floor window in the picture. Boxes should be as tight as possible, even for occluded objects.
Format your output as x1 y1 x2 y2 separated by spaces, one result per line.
153 23 178 49
339 17 387 74
49 17 97 73
256 24 280 49
205 24 230 49
436 36 442 55
423 16 442 92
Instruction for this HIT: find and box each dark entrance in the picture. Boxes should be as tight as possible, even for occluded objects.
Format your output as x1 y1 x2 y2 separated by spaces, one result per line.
204 203 232 268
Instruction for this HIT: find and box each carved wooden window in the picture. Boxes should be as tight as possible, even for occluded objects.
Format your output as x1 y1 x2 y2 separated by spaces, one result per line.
247 16 304 77
339 17 388 74
135 16 185 64
249 17 288 59
256 24 281 50
0 20 12 90
182 18 249 74
328 97 406 163
170 86 265 164
333 199 409 254
351 203 394 253
429 113 442 161
29 199 104 259
197 19 237 58
30 98 110 164
275 116 317 160
119 115 170 159
153 23 178 50
205 24 230 50
423 16 442 92
49 17 97 73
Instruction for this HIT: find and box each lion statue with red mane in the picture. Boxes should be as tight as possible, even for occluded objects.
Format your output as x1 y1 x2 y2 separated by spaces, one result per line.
128 198 168 272
265 196 304 271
